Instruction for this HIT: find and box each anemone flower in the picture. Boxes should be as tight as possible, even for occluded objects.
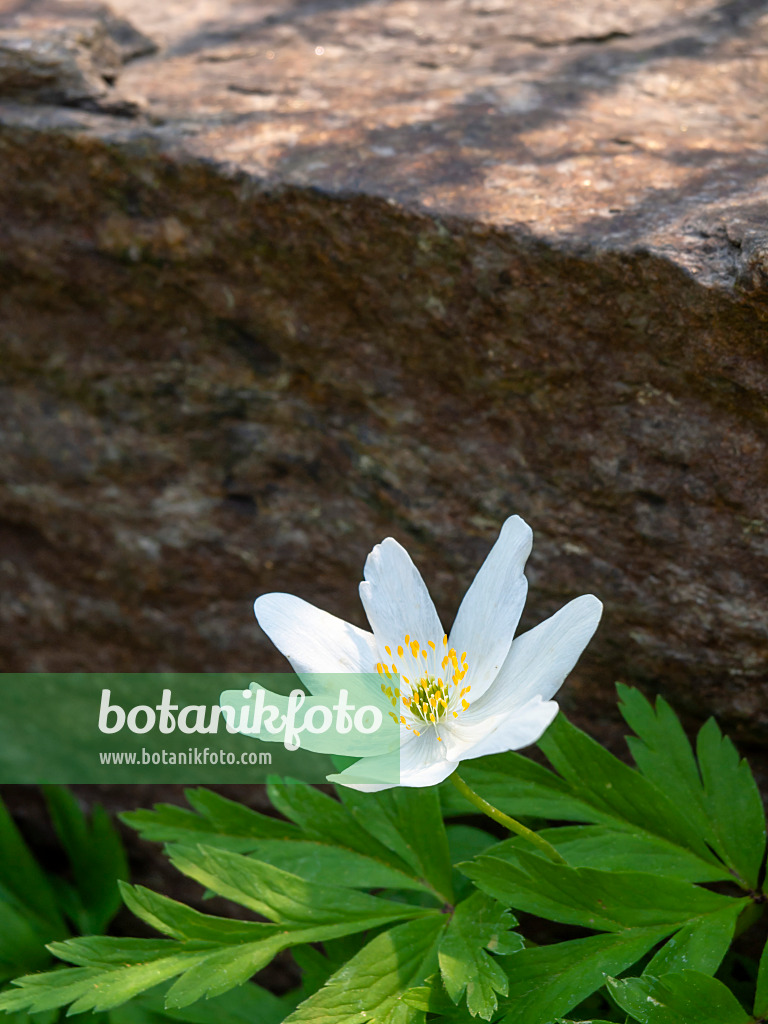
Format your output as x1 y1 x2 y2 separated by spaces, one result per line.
253 515 602 790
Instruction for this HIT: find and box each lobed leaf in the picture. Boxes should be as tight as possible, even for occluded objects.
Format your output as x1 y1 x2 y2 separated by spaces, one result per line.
167 844 432 930
462 848 744 933
484 825 730 884
438 891 521 1020
0 798 67 939
643 901 742 977
608 970 751 1024
618 686 766 889
335 785 454 903
497 926 673 1024
695 718 766 889
538 715 712 859
122 789 300 851
43 787 129 934
284 915 446 1024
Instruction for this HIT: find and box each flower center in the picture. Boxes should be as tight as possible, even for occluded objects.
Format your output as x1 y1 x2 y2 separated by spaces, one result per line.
376 633 471 737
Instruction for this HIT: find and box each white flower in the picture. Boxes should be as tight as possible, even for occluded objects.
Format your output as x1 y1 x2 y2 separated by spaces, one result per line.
253 515 602 790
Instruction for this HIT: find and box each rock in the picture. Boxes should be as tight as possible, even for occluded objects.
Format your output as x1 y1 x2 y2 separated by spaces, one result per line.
0 0 767 758
0 1 154 111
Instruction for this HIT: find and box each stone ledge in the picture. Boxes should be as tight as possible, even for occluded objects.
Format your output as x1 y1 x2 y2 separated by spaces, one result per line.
0 0 767 748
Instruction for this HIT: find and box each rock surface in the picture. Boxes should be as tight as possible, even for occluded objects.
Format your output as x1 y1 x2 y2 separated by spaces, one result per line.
0 0 767 752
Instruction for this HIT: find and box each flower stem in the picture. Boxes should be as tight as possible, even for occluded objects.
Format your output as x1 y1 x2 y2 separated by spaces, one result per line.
450 771 568 865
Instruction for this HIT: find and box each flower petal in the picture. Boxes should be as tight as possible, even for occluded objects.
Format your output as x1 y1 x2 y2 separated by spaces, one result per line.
327 730 457 792
465 593 603 719
359 537 444 653
445 696 558 762
447 515 532 700
254 592 378 675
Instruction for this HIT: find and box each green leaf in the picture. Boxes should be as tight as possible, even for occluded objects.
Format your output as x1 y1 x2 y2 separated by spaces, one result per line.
128 786 436 896
446 825 497 902
438 892 521 1020
441 713 733 881
3 919 388 1017
608 971 751 1024
617 686 713 841
335 786 454 903
0 947 213 1016
267 782 440 895
440 750 616 824
496 926 672 1024
402 974 476 1021
462 849 744 932
0 966 106 1014
538 715 712 859
284 915 446 1024
486 825 730 883
644 901 742 977
122 789 300 851
0 902 54 981
69 956 210 1013
754 935 768 1018
167 844 433 930
248 839 436 894
43 787 128 933
49 936 210 968
445 825 495 864
618 686 766 889
120 883 282 943
117 981 293 1024
695 718 766 888
0 797 66 937
162 945 280 1008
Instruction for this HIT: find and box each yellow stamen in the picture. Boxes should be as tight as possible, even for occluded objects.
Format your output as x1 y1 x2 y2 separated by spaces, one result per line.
397 645 404 657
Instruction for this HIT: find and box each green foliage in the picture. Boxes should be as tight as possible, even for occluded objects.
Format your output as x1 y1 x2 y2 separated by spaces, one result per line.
0 688 766 1024
608 971 752 1023
437 892 521 1019
283 916 447 1024
498 927 674 1024
617 685 766 889
755 937 768 1020
0 789 126 983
